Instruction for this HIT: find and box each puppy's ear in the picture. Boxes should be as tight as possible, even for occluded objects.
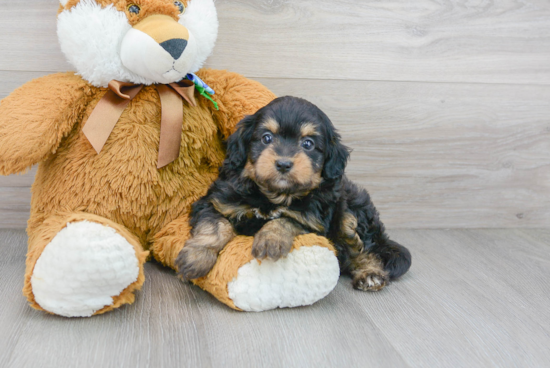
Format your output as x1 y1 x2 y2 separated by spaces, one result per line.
322 123 351 181
223 115 256 172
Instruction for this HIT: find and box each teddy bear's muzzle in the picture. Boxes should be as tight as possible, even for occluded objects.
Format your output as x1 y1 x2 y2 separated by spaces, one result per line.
120 14 196 84
133 14 190 47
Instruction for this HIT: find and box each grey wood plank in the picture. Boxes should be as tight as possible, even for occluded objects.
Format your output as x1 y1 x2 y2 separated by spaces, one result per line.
0 230 29 367
0 1 71 73
375 228 550 368
1 0 550 85
0 72 47 100
0 167 36 187
2 73 549 229
190 284 410 368
0 188 31 228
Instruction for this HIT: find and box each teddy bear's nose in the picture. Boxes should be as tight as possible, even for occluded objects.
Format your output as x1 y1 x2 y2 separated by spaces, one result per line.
160 39 188 60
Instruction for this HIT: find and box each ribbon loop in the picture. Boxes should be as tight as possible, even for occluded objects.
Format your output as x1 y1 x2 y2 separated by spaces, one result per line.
108 80 144 100
169 80 197 107
83 84 144 154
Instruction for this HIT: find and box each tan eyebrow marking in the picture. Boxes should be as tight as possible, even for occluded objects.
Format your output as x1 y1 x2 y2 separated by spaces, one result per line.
300 123 320 137
261 118 280 134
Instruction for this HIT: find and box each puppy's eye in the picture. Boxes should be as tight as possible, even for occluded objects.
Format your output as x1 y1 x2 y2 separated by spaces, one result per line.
174 1 186 14
127 4 141 14
302 138 315 151
261 133 273 145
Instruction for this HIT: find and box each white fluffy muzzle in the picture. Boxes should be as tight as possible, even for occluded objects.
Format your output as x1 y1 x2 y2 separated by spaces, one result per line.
120 29 198 84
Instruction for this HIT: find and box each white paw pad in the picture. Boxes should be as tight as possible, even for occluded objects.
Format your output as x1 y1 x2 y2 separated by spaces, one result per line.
31 221 140 317
227 246 340 312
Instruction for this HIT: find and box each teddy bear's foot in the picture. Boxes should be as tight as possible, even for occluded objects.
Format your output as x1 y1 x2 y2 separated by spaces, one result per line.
228 244 340 312
191 234 340 312
30 221 140 317
25 215 148 317
153 219 340 312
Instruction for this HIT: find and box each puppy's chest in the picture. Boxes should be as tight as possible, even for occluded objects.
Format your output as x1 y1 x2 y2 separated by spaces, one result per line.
253 207 285 220
228 203 325 236
229 207 283 236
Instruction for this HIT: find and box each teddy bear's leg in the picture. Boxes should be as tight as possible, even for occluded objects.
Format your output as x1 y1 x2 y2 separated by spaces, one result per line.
151 214 192 269
153 218 339 312
199 234 340 311
23 213 149 318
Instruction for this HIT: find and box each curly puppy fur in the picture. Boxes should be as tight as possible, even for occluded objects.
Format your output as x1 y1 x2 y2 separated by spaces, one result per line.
176 96 411 290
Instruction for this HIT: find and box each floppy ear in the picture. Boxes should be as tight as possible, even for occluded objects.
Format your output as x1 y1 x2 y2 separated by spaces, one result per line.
222 115 257 172
322 125 351 181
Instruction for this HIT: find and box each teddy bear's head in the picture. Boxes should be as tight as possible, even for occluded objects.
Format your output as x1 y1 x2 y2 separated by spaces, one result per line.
57 0 218 87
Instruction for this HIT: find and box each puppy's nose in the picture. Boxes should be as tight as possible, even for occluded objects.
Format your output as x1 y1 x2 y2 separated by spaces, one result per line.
276 159 294 173
160 39 188 59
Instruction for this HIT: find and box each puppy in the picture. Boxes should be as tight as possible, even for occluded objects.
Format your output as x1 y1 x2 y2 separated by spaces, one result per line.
176 96 411 291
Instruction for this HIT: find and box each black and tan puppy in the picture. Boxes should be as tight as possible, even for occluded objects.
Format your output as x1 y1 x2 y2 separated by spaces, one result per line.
176 96 411 291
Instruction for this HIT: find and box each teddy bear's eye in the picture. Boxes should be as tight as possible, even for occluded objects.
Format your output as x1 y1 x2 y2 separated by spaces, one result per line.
174 1 186 14
127 4 141 15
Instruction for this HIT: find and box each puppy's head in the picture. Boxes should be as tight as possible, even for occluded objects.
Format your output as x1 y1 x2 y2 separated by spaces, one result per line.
224 96 350 201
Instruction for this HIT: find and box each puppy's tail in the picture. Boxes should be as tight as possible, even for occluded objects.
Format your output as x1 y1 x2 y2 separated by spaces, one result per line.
368 239 411 280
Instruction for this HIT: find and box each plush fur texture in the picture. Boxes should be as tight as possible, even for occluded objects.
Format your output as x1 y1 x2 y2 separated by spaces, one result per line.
177 97 412 290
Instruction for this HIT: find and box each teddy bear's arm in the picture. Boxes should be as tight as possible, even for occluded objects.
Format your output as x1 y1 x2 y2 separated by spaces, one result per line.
195 69 276 139
0 72 91 175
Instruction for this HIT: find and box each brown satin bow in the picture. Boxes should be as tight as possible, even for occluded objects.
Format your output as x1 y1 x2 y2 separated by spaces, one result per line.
82 80 197 169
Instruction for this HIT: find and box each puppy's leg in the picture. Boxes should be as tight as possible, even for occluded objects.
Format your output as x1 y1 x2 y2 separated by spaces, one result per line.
350 253 389 291
339 211 412 291
339 178 412 291
365 239 412 281
176 205 235 280
252 218 304 261
338 212 389 291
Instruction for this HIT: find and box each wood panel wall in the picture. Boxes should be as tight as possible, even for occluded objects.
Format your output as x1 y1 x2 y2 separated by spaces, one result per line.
1 0 549 229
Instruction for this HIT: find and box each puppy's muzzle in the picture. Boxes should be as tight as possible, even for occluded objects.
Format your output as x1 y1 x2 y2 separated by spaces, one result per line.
276 159 294 174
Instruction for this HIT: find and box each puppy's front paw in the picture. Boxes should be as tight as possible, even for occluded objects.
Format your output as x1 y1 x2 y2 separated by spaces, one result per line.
252 230 293 261
175 243 218 281
352 271 389 292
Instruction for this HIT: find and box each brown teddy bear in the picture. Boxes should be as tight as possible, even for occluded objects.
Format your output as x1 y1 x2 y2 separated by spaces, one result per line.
0 0 340 317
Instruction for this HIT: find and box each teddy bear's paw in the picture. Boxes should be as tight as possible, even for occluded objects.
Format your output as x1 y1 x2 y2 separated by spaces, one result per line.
227 245 340 312
352 271 389 292
31 221 140 317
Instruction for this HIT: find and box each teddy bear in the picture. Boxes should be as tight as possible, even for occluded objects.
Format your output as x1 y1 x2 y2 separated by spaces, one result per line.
0 0 340 317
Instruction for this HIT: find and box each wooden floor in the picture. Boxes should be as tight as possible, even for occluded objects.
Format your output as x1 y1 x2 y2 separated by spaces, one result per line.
1 228 549 368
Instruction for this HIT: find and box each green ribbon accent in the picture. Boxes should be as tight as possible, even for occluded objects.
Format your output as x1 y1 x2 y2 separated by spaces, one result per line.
195 85 219 111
